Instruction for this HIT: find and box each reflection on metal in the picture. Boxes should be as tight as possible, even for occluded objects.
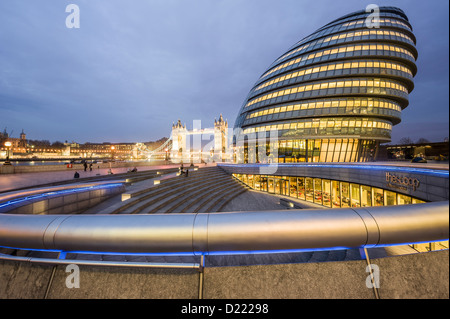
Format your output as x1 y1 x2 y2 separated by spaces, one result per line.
0 182 125 209
0 202 447 254
0 253 200 269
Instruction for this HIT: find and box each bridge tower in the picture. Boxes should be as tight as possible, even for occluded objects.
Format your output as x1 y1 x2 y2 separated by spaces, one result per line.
214 114 228 161
171 120 187 160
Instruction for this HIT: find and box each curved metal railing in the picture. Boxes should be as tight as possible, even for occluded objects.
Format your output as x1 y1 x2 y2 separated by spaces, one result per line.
0 201 448 254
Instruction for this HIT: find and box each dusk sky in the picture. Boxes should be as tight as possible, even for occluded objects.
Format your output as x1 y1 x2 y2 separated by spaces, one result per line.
0 0 448 144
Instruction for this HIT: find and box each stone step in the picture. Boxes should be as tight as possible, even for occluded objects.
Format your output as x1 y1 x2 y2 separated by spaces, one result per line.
105 171 229 214
173 181 245 213
160 179 243 214
196 185 248 213
139 176 236 214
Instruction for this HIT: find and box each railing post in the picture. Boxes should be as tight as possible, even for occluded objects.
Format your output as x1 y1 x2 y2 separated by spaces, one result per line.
198 254 205 299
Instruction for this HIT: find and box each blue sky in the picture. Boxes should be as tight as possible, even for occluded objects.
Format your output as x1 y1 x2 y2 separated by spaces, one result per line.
0 0 448 144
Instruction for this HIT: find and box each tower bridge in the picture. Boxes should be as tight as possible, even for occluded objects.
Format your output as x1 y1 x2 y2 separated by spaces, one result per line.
133 115 228 162
170 114 229 163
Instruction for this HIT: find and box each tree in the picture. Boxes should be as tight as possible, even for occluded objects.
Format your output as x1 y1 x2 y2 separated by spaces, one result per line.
51 141 66 148
398 137 413 145
28 139 51 147
416 138 430 144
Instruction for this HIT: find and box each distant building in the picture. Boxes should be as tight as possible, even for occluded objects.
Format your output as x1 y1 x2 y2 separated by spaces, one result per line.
0 128 27 151
378 141 449 161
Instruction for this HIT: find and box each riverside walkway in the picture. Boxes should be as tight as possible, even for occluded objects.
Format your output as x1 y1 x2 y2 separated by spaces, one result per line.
0 162 185 193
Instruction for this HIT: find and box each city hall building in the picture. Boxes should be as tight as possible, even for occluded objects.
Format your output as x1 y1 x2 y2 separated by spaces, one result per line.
233 6 417 163
228 6 447 252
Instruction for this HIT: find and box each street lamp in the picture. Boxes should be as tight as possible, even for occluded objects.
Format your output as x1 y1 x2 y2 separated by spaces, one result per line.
110 146 115 169
4 141 12 165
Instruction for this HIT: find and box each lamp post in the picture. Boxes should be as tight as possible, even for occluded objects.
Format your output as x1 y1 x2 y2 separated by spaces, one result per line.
4 141 12 165
110 146 115 169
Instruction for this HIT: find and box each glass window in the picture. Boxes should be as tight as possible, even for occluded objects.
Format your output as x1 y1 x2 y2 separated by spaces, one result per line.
297 177 305 200
373 188 384 206
328 140 336 162
320 139 328 162
268 177 274 193
341 182 350 207
247 175 254 188
275 179 281 195
361 185 372 207
332 180 340 208
305 177 314 202
333 139 342 162
314 178 322 205
350 184 360 207
290 177 297 198
384 190 397 206
323 180 331 207
260 176 268 192
412 198 425 204
340 140 349 162
254 175 261 191
398 194 412 205
283 177 290 196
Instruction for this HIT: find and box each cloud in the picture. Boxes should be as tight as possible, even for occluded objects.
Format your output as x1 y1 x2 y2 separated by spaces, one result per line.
0 0 448 144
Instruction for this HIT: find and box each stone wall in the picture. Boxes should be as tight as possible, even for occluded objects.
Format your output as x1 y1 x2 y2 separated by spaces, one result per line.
0 250 447 299
0 183 125 215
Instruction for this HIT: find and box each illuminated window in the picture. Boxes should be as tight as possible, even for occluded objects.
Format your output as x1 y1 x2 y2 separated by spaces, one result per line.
260 43 415 80
373 188 384 206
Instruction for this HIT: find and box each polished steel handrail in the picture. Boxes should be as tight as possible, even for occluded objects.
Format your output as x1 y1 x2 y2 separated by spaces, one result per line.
0 202 448 254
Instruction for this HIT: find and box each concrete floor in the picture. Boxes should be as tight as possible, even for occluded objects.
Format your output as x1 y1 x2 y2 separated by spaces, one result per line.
221 189 324 213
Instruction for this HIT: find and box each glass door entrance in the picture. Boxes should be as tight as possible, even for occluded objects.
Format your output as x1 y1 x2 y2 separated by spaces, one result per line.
275 178 289 195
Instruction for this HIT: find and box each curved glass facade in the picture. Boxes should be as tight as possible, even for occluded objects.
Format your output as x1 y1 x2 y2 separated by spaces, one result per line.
234 6 417 163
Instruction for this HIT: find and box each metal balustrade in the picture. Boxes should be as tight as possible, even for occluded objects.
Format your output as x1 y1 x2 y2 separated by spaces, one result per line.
0 202 447 256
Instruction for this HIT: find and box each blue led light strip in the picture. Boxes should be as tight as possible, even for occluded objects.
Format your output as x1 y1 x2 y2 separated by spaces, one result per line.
219 163 449 178
0 239 447 258
0 183 123 209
